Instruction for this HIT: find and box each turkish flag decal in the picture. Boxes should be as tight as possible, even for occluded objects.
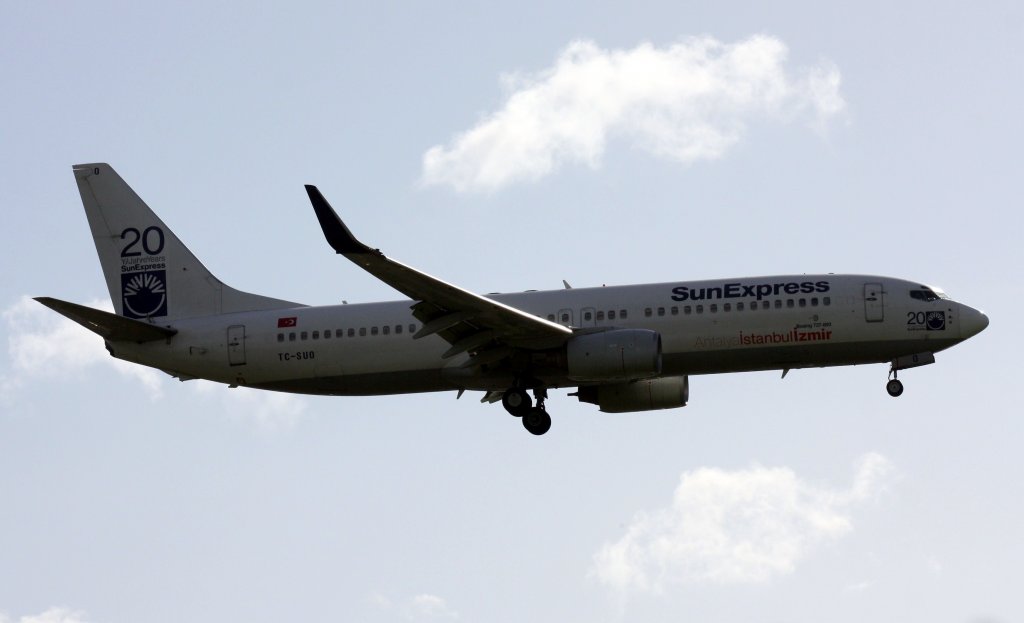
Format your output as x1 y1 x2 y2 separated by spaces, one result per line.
277 317 297 328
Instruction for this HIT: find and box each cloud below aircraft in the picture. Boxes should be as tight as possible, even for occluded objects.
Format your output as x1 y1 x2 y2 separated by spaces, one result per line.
591 453 893 595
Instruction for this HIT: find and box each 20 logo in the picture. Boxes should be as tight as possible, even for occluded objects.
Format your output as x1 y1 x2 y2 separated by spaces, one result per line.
120 226 168 318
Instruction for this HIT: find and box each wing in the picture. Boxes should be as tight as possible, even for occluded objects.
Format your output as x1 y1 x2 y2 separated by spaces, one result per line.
305 186 572 363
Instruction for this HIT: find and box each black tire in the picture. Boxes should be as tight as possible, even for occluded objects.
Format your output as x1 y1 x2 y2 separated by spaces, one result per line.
886 379 904 397
522 407 552 436
502 388 531 417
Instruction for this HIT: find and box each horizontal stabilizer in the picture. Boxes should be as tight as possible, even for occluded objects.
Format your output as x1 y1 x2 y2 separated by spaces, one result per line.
34 297 177 342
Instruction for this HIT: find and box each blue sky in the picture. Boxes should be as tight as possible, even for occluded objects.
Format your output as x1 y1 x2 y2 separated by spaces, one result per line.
1 2 1021 622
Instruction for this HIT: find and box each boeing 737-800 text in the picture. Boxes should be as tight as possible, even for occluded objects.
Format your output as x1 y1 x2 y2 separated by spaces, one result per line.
38 164 989 435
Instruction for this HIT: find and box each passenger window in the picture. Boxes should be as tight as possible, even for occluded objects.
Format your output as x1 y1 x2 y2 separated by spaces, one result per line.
724 303 731 312
383 326 390 335
644 308 652 317
620 310 627 319
348 328 355 337
409 324 416 333
696 305 704 314
396 325 403 334
786 300 794 308
671 306 679 315
657 307 665 316
710 304 718 313
359 328 366 337
323 330 331 339
560 313 569 323
737 302 744 311
370 327 378 336
824 297 831 306
312 330 320 340
547 314 555 321
684 305 692 315
584 311 592 321
289 332 296 341
301 331 308 340
811 298 818 307
608 310 616 320
774 300 782 309
596 311 605 321
799 299 806 308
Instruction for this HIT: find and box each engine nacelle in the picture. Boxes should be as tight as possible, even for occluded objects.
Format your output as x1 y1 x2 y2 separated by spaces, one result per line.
566 329 662 382
574 376 689 413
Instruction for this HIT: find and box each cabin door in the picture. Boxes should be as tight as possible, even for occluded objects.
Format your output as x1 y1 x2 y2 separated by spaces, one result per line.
227 325 247 365
864 283 884 323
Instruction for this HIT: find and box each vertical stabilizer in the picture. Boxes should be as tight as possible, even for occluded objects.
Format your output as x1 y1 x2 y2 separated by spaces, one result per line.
73 163 300 321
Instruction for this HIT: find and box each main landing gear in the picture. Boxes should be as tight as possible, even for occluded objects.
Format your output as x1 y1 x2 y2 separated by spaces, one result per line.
502 387 552 436
886 365 904 398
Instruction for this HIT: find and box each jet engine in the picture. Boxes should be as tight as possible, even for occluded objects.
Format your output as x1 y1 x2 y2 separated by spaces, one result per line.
574 376 689 413
566 329 662 382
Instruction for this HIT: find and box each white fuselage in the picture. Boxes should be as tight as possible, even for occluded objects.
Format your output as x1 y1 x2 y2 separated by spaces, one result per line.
108 274 987 396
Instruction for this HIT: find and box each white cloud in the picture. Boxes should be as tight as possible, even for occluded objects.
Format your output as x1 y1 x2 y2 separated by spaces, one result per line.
190 380 306 432
410 594 459 620
0 608 93 623
843 580 873 593
369 593 459 621
591 453 892 594
2 295 163 401
421 35 845 192
1 295 305 430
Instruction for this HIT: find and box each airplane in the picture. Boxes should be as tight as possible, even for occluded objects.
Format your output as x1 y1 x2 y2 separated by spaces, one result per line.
37 163 989 435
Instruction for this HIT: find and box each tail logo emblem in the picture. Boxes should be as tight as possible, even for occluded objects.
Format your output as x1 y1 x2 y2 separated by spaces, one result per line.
122 270 168 318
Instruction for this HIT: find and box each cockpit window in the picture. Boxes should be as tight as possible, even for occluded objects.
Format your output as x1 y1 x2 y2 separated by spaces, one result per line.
910 286 949 302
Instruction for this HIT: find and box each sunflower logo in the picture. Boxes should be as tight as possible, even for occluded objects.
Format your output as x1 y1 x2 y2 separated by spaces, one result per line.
121 270 168 318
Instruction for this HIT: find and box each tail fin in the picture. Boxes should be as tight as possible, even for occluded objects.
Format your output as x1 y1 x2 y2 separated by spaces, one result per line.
73 163 301 321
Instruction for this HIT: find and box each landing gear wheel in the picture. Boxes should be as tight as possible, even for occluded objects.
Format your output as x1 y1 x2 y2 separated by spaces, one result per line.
522 407 551 435
502 388 532 417
886 379 904 397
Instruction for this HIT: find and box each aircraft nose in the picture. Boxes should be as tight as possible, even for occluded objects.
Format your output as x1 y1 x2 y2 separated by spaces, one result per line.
960 305 989 338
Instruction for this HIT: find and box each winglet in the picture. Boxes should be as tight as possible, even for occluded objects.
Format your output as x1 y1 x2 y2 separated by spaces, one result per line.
304 185 375 255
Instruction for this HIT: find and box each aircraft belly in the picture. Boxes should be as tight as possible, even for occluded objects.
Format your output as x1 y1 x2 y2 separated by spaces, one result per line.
662 337 961 375
250 368 451 396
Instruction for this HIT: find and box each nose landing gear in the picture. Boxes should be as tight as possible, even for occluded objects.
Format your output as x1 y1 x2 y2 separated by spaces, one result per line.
885 352 935 397
886 378 904 397
886 364 904 397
